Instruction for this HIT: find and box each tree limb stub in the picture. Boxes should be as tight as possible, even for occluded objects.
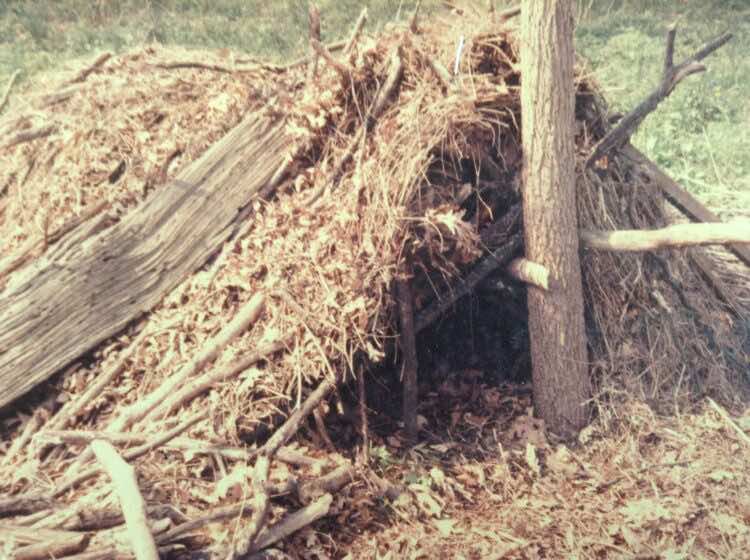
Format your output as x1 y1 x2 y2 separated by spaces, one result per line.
396 273 419 445
586 28 732 168
580 222 750 252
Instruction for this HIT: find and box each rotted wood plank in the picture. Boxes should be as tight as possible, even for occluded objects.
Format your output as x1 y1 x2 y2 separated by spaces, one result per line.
0 114 291 409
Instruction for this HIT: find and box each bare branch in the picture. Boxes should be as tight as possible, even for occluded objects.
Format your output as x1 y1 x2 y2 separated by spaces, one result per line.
91 440 158 560
587 29 732 167
344 8 368 54
580 221 750 252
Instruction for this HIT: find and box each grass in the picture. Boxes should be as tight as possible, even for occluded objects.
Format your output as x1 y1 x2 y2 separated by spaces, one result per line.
0 0 747 211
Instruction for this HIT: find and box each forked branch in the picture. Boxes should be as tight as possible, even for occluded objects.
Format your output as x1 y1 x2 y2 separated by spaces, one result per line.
586 27 732 168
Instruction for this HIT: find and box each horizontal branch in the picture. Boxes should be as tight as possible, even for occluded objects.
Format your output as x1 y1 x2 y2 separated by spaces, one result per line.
587 27 732 167
580 221 750 252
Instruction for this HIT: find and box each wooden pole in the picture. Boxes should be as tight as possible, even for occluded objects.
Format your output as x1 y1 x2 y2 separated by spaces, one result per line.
580 221 750 251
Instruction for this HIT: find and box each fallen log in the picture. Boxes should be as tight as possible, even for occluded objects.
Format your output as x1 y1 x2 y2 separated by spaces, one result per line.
580 221 750 252
0 113 292 410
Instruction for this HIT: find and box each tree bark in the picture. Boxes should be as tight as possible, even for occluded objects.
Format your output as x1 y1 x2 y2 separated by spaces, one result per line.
520 0 590 437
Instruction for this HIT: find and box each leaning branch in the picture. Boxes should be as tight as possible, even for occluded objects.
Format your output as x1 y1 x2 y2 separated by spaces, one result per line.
0 69 21 113
506 258 552 291
415 234 523 332
586 27 732 167
580 221 750 252
66 52 112 85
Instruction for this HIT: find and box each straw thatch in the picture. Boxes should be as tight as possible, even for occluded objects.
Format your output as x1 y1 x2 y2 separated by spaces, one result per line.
0 7 748 558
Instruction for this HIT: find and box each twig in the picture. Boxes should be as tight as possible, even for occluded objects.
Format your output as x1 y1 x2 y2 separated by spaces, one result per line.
415 234 523 332
91 439 158 560
586 27 732 167
156 62 231 73
0 523 82 545
282 40 346 71
143 336 285 422
110 292 265 430
232 456 271 557
310 39 353 79
344 8 368 55
231 375 340 556
1 124 57 150
307 3 321 81
0 69 20 114
264 376 340 456
425 56 453 89
707 398 750 447
37 84 84 108
12 534 90 560
0 495 56 516
498 4 521 21
54 411 207 498
156 479 297 544
356 366 370 464
252 493 333 552
1 409 45 467
313 406 337 453
396 274 419 445
67 52 112 85
506 258 552 290
36 430 311 466
579 221 750 251
298 464 355 502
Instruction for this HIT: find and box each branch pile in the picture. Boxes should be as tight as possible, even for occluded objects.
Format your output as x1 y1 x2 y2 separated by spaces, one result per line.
0 8 747 559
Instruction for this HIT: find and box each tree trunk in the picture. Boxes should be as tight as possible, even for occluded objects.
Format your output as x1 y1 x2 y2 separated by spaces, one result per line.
520 0 590 437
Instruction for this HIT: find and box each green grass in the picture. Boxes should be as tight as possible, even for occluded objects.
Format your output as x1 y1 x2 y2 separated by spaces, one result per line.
1 0 747 211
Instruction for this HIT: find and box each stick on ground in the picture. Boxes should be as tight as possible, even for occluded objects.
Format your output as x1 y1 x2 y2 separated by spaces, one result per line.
91 439 158 560
143 336 285 422
54 411 207 498
67 52 112 85
252 493 333 552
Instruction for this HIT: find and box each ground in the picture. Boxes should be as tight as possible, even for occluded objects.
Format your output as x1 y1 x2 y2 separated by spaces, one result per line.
1 1 749 559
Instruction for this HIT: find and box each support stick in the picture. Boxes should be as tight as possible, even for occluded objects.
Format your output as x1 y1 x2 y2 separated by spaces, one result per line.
396 274 419 445
91 440 158 560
